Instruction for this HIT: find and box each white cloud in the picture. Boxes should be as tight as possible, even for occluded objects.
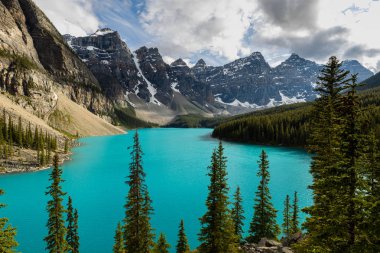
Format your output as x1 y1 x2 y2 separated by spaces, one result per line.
140 0 256 61
33 0 100 36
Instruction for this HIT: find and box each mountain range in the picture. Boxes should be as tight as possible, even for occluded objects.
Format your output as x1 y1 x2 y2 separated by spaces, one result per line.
64 28 374 117
0 0 377 131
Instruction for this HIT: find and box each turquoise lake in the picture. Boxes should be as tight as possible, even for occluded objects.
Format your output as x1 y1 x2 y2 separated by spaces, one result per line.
0 128 312 252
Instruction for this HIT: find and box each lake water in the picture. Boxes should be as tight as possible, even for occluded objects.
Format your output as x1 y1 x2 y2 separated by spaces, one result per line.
0 128 312 252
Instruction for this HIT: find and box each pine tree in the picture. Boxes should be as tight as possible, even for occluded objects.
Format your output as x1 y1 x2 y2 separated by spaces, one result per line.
64 139 69 154
300 56 352 252
153 233 170 253
124 131 154 253
66 196 79 253
248 150 280 243
44 154 69 252
365 132 380 252
176 220 190 253
290 191 299 235
231 186 245 243
282 194 291 238
198 141 239 253
0 189 18 252
113 222 125 253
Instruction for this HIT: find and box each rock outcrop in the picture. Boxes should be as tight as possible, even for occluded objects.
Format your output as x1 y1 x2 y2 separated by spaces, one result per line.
242 238 294 253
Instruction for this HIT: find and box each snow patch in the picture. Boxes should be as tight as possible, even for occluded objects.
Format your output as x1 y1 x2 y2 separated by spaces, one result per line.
86 46 97 51
279 91 306 104
132 53 161 105
171 82 180 93
215 97 260 109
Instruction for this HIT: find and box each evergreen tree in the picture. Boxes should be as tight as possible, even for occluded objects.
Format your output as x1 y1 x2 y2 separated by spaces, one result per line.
153 233 170 253
44 154 69 252
0 189 18 252
176 220 190 253
248 150 280 243
301 56 351 252
113 222 125 253
124 131 154 253
282 194 291 238
231 186 245 243
365 132 380 252
290 191 300 235
198 141 239 253
66 196 79 253
64 139 69 154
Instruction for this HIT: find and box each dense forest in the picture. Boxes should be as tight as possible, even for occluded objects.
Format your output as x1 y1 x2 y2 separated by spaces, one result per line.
212 86 380 146
0 110 69 167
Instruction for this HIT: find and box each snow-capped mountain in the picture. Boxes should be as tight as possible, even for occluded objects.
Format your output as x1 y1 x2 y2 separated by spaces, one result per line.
64 28 374 115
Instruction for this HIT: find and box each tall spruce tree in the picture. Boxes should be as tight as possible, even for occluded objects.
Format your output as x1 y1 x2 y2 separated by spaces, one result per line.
153 233 170 253
0 189 18 252
231 186 245 243
44 154 69 252
282 194 291 238
113 222 125 253
176 220 190 253
300 57 370 253
66 196 79 253
198 141 239 253
124 131 154 253
290 191 299 235
365 132 380 252
248 150 280 243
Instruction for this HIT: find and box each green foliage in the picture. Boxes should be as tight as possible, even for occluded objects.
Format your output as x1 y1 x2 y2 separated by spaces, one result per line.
0 109 60 162
44 154 69 252
113 222 125 253
113 106 157 129
212 88 380 147
247 150 280 243
231 186 245 243
298 57 380 252
66 196 79 253
165 114 224 128
198 141 239 253
282 195 291 238
0 49 37 70
290 191 300 235
123 131 154 253
176 220 190 253
0 189 18 252
153 233 170 253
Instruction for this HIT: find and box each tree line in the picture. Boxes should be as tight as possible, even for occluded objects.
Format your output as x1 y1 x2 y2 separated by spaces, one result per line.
212 84 380 147
0 109 71 166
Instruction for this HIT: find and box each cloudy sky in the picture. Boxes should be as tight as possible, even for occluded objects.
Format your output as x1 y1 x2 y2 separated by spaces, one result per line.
34 0 380 71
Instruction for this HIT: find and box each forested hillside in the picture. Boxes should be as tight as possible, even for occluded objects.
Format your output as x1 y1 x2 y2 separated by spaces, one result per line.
212 87 380 146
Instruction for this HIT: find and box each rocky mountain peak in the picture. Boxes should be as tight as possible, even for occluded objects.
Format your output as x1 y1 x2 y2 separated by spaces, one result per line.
248 51 265 61
342 59 374 82
171 58 188 68
194 59 206 68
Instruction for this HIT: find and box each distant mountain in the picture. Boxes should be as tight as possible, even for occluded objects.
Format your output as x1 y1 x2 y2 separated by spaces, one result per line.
64 28 374 116
342 60 374 82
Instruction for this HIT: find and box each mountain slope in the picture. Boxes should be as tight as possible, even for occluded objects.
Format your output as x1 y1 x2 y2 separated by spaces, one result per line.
0 0 122 135
361 71 380 90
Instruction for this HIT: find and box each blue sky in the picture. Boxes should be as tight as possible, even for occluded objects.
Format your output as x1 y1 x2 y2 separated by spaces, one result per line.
34 0 380 71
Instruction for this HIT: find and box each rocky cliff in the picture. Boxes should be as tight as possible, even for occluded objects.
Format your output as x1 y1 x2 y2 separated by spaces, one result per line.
0 0 121 135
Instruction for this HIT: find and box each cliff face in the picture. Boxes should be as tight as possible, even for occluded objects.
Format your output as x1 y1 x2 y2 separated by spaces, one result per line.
0 0 113 119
